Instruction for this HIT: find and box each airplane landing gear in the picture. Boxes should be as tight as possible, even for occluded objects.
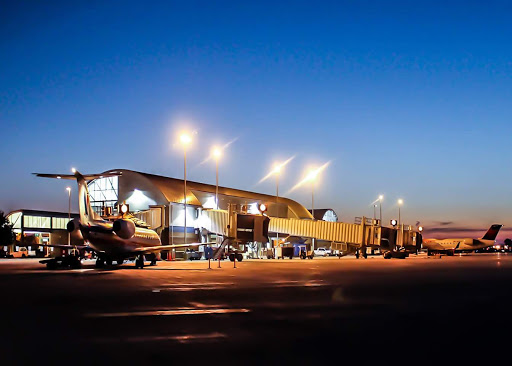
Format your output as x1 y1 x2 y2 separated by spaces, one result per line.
135 255 144 269
95 257 105 268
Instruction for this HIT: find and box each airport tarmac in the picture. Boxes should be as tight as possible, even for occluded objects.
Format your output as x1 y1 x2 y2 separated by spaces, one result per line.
1 253 511 365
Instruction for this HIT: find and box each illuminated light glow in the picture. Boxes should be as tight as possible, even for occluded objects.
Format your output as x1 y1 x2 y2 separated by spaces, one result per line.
379 195 384 201
258 156 295 184
199 137 238 165
259 203 267 212
248 203 260 215
180 133 192 145
121 204 128 214
66 187 71 192
126 189 157 210
212 147 222 159
71 167 76 173
398 199 404 205
202 196 217 209
57 176 62 179
390 219 397 226
418 226 423 232
288 161 330 193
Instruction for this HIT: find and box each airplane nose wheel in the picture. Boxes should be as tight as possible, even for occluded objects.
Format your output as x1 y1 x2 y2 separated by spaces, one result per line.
135 255 144 269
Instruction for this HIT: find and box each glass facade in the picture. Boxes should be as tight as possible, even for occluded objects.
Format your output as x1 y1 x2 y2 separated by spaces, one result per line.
7 212 22 229
52 217 71 229
88 176 119 215
24 215 51 229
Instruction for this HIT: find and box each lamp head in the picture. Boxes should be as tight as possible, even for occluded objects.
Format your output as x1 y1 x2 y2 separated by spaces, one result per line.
212 147 222 159
180 133 192 146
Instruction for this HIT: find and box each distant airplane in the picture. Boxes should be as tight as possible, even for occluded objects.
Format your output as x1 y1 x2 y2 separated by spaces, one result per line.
35 169 209 269
423 224 503 256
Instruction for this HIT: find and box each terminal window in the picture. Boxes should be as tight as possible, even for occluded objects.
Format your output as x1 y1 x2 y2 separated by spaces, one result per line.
88 176 119 215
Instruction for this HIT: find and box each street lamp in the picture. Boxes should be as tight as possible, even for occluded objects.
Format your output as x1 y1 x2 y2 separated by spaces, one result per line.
180 132 192 244
398 199 403 227
378 195 383 223
305 169 319 219
272 163 283 244
66 187 71 247
212 147 222 209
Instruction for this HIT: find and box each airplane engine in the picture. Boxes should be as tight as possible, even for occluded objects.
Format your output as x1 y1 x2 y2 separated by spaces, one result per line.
113 219 136 239
67 218 80 233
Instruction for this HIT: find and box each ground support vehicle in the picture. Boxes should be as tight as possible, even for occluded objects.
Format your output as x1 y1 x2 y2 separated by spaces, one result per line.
313 247 331 257
275 246 294 259
262 248 275 259
40 255 82 269
184 249 202 260
10 247 29 258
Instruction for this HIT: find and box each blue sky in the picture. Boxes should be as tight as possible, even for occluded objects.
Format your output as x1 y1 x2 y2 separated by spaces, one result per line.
1 1 512 239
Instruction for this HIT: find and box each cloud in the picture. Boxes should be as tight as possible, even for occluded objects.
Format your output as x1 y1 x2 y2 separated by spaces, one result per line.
437 221 454 226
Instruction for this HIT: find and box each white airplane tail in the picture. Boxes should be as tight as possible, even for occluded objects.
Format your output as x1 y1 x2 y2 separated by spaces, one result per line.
34 170 122 225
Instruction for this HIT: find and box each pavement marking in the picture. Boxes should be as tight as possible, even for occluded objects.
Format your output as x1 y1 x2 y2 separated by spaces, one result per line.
96 332 227 344
87 308 251 318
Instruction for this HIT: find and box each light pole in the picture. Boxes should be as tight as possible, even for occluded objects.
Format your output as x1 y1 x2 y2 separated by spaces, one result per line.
398 199 403 227
180 133 192 244
66 187 71 247
373 204 377 222
378 195 383 224
305 169 319 219
273 163 282 244
212 147 222 209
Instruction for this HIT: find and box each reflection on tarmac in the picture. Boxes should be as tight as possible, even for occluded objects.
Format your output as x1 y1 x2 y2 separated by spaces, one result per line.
1 254 512 364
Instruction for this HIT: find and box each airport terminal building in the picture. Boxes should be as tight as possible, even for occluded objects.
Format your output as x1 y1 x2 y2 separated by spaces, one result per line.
5 209 80 255
87 169 315 246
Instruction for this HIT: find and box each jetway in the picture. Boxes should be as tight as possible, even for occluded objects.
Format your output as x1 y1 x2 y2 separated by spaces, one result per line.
198 209 422 254
134 207 422 256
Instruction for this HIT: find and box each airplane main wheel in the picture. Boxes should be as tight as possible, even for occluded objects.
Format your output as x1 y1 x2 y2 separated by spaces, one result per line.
236 254 243 262
70 259 81 269
135 256 144 269
95 258 105 268
229 254 235 262
116 259 124 265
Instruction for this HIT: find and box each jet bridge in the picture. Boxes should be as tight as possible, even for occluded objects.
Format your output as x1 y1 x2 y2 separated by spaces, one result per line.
198 209 421 255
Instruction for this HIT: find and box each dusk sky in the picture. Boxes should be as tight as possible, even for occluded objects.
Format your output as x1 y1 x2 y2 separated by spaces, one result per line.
1 1 512 240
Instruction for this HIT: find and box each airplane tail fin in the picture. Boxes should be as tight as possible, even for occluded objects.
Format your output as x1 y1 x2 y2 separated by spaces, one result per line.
481 224 503 241
34 170 122 224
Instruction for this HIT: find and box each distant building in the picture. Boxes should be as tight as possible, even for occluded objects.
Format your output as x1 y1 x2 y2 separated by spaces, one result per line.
5 209 80 255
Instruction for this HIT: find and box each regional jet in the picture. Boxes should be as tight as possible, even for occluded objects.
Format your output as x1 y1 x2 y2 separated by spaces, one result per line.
35 169 208 269
422 224 503 256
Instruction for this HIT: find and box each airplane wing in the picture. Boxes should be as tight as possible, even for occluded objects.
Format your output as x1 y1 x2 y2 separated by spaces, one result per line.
423 241 446 251
36 243 91 250
134 242 217 254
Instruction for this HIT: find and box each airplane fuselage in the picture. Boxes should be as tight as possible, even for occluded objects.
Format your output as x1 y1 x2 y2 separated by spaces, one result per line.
423 238 494 252
79 220 161 257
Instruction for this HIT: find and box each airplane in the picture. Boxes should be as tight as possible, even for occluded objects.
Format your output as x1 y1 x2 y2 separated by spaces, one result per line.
35 169 211 269
422 224 503 256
